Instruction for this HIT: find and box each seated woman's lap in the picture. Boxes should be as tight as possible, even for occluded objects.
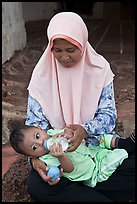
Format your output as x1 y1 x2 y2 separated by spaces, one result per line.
27 154 135 202
94 154 135 202
27 168 113 202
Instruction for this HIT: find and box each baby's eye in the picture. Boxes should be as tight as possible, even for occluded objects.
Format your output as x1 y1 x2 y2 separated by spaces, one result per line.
32 145 37 151
36 133 40 139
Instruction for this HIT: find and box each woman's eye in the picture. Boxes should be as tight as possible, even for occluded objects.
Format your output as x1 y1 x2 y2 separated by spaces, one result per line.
36 133 40 139
67 49 75 53
32 145 37 151
52 48 61 53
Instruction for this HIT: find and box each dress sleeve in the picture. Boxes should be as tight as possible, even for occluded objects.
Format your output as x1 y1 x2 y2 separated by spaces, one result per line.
83 82 117 146
25 94 52 131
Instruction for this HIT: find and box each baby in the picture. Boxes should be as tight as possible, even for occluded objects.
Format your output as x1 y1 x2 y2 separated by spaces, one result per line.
9 124 130 187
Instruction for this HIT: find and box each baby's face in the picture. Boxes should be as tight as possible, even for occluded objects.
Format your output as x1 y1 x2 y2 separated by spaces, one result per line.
20 127 49 157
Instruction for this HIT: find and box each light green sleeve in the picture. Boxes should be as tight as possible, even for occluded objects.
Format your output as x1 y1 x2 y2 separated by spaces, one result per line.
99 134 113 149
47 129 64 136
39 153 60 167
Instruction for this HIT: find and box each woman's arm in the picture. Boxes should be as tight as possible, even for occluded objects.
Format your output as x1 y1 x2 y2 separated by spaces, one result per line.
83 81 117 145
84 82 117 135
25 94 52 131
66 82 117 152
25 94 63 184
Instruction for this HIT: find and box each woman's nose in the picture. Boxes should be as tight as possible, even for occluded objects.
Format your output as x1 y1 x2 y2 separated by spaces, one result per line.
61 52 69 60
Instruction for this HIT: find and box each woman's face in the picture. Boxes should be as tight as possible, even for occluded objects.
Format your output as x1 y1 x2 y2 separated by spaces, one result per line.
51 39 82 68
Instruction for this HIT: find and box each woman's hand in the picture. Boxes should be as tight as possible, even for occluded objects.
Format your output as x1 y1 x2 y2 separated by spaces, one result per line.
32 158 63 185
54 128 74 140
65 124 88 152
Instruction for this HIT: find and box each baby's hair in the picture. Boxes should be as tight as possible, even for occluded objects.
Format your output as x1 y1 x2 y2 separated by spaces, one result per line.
9 124 33 156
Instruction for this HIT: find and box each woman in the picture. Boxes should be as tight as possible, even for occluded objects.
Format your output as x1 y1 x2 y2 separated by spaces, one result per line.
25 12 135 202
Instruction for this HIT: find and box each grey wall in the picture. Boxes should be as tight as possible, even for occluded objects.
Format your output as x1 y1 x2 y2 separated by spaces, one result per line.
2 2 26 64
22 2 61 22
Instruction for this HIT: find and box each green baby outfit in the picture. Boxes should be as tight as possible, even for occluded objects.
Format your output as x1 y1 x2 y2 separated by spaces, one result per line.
39 129 128 187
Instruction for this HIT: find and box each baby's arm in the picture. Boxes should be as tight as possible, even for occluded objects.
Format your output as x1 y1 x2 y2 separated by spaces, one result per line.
50 143 74 172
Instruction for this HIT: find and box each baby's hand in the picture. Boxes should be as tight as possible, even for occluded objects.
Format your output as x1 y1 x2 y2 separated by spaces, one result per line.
50 143 65 157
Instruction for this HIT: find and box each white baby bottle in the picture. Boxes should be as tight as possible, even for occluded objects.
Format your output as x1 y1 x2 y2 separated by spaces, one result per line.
44 136 69 151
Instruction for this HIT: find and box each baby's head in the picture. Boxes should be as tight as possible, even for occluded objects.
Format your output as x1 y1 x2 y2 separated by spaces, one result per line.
9 125 50 157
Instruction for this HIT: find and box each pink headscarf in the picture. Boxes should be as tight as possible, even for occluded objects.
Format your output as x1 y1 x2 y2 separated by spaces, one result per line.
28 12 114 129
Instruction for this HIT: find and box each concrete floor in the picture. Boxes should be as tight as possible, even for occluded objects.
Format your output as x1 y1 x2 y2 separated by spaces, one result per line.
2 18 135 176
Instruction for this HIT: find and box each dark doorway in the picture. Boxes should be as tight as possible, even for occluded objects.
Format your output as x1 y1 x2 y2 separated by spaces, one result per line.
61 1 95 16
120 1 135 19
